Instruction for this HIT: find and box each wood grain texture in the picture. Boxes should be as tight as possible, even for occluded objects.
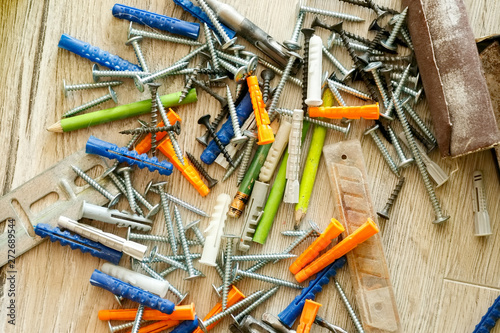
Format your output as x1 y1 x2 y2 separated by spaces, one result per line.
0 0 498 332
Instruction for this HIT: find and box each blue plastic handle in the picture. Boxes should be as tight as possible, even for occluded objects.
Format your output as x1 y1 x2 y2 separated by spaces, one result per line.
170 316 199 333
172 0 236 40
200 91 253 165
86 136 173 175
112 4 200 39
474 295 500 333
34 223 123 265
90 269 175 314
278 257 347 328
58 34 142 72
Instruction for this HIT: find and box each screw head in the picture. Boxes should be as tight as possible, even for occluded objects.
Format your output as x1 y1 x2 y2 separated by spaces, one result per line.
148 245 159 262
196 133 210 146
413 88 423 104
330 22 343 34
107 193 121 208
198 317 208 333
433 215 451 224
133 75 145 92
151 181 168 192
307 220 321 234
116 166 133 175
379 111 395 121
108 87 118 104
127 22 134 40
198 114 212 127
246 57 258 74
62 79 69 97
398 157 414 169
221 37 238 50
369 19 383 31
377 209 390 220
343 122 352 139
284 40 301 51
145 203 161 218
175 292 189 305
206 177 219 189
172 121 182 136
363 124 380 136
230 135 249 145
301 27 316 39
364 62 383 72
380 39 398 52
92 64 100 83
125 35 143 46
341 68 356 82
102 165 117 178
234 66 248 83
260 68 276 82
211 283 221 297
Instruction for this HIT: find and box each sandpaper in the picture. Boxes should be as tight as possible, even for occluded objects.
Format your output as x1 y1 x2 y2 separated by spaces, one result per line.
403 0 500 157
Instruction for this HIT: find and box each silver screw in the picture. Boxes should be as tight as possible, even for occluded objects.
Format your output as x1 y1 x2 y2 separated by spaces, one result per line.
154 93 185 165
159 266 179 278
380 64 412 119
149 186 210 217
134 62 188 92
215 259 271 294
198 290 265 332
117 167 139 214
268 54 299 119
380 7 408 52
179 63 202 103
327 79 347 107
196 0 237 49
364 62 389 108
107 320 147 333
276 108 351 137
231 253 296 262
387 126 414 168
148 83 160 156
258 58 302 87
130 304 145 333
281 230 309 237
150 248 204 275
126 36 149 73
173 206 201 280
92 64 149 82
369 55 413 63
216 50 257 73
391 81 423 103
152 253 202 261
185 219 205 245
233 264 303 289
402 102 437 145
225 85 247 144
273 220 320 263
233 286 280 323
328 78 371 101
393 95 449 224
334 278 365 333
237 134 256 185
128 230 200 246
222 151 244 182
299 5 365 22
284 11 305 50
328 35 383 55
62 79 123 97
218 58 247 82
62 87 117 118
71 165 120 207
204 23 226 81
153 182 178 255
391 72 419 89
136 260 188 303
364 125 400 177
173 44 209 67
222 235 238 310
128 23 203 46
322 45 355 82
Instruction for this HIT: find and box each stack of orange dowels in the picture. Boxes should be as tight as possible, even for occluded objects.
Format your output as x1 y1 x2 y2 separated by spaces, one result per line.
98 303 196 321
295 218 379 283
247 75 274 145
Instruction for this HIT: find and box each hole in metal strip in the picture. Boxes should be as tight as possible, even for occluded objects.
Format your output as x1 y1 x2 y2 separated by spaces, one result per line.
10 199 36 237
30 192 60 214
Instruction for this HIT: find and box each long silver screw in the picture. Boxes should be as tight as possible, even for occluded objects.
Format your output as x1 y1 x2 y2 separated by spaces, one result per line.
364 62 389 108
391 82 423 103
387 126 414 168
137 260 187 302
216 50 257 73
129 232 200 246
196 0 237 49
391 72 419 88
232 253 296 262
300 5 365 22
148 83 160 156
393 95 450 224
328 78 372 101
276 108 351 136
114 174 157 217
153 253 202 261
233 266 303 289
237 134 256 185
284 11 306 50
129 24 203 46
130 304 145 333
402 103 437 145
149 187 210 217
173 44 209 68
258 58 302 87
226 86 247 144
203 23 226 81
218 58 247 82
126 36 149 73
151 249 203 275
364 125 400 177
62 87 117 118
233 286 280 323
155 94 185 165
268 54 299 119
173 206 201 280
71 165 120 207
273 220 320 263
185 219 206 245
117 167 139 214
322 45 354 82
215 259 271 294
222 235 238 310
92 64 149 82
134 62 188 92
222 151 244 182
62 79 122 97
381 64 412 119
153 182 178 255
334 278 365 333
380 7 408 52
327 80 347 107
199 290 265 332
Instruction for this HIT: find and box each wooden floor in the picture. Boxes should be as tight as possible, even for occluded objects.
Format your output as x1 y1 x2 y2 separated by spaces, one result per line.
0 0 499 332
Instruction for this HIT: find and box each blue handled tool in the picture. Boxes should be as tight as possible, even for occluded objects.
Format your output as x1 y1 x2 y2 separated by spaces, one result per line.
172 0 235 40
278 257 346 328
112 4 200 39
58 34 142 72
34 223 122 265
90 269 175 314
200 91 253 165
170 316 199 333
474 295 500 333
86 136 173 175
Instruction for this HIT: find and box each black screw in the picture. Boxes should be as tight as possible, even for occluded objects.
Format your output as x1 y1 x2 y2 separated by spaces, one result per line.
377 177 405 220
364 0 387 17
301 28 315 113
260 69 275 103
192 78 227 108
338 0 399 15
185 152 219 188
148 83 161 156
120 122 182 136
332 22 379 102
313 17 371 45
198 114 236 167
368 19 407 50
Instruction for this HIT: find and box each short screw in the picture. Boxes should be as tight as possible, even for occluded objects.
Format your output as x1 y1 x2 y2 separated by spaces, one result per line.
364 125 400 177
284 11 305 50
377 177 405 220
71 165 120 207
153 181 178 255
197 0 237 49
226 86 247 144
62 86 118 118
185 151 218 188
128 23 203 46
387 126 414 168
233 286 280 323
299 5 365 23
222 151 244 182
173 206 201 280
237 133 256 185
380 7 408 52
117 167 139 214
233 264 303 289
334 278 365 333
62 79 122 97
126 36 149 73
119 122 181 136
222 235 238 310
198 114 236 167
260 69 275 103
392 95 449 224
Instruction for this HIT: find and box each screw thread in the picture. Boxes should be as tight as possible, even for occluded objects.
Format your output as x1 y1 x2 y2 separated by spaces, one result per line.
154 252 189 270
129 233 169 242
71 166 115 201
203 290 265 327
367 29 386 55
237 137 255 185
130 304 145 333
327 80 347 106
138 261 163 280
281 230 308 237
258 58 302 87
289 12 305 44
222 238 235 310
276 108 349 134
159 266 178 277
63 93 113 117
192 79 227 106
370 55 412 63
216 258 270 294
218 58 239 76
222 152 244 181
393 96 447 222
381 177 405 216
370 69 390 107
203 119 235 167
185 152 217 188
93 69 147 78
232 253 295 261
110 320 147 332
217 50 250 67
149 85 159 155
329 79 371 101
155 94 185 165
226 86 244 138
344 30 371 45
338 0 398 14
179 63 202 103
262 77 271 103
234 286 280 322
156 190 209 217
121 170 139 214
121 125 178 136
158 188 178 254
190 226 206 245
399 26 414 50
154 253 201 261
131 41 149 73
204 23 222 71
174 45 209 66
368 130 400 176
403 103 436 145
197 0 232 43
334 278 365 333
65 81 122 91
173 206 197 277
139 62 189 86
168 283 186 300
386 8 408 46
268 55 298 118
397 84 419 98
108 172 128 195
301 30 313 113
387 126 411 164
300 5 364 23
322 45 349 77
235 269 303 289
130 27 202 46
385 64 412 117
385 63 408 72
390 72 418 86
